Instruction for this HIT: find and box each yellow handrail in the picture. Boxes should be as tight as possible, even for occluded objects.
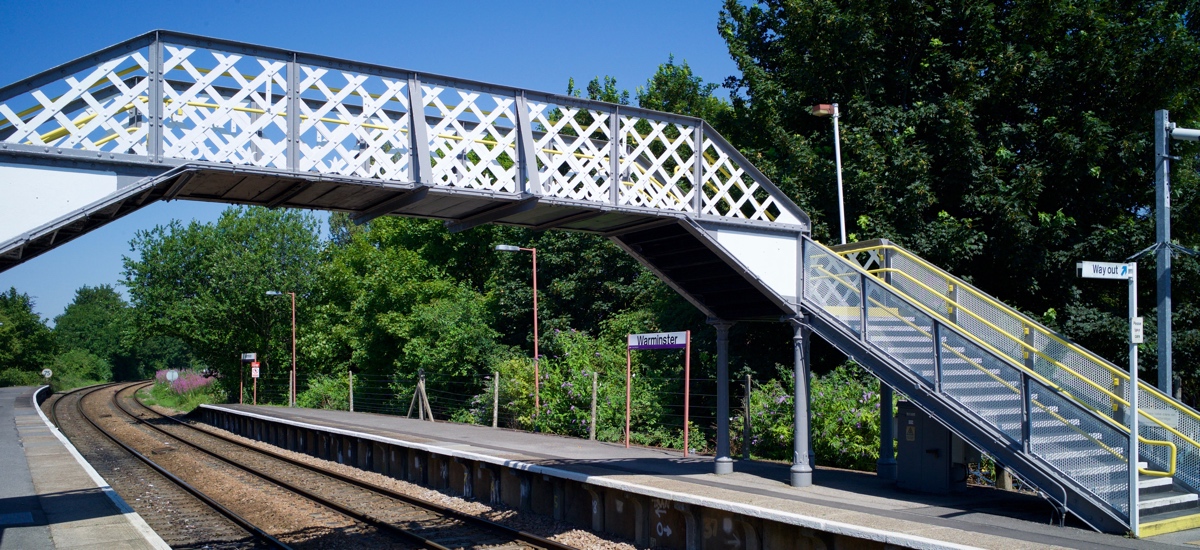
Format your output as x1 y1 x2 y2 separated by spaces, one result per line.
807 258 1177 476
837 242 1200 430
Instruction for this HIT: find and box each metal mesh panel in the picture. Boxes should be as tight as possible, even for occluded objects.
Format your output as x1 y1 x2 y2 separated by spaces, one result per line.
939 329 1025 443
526 99 613 202
421 82 518 192
864 279 936 386
296 65 411 180
617 116 695 212
1029 378 1130 519
0 49 151 154
161 43 289 168
803 241 863 335
1140 386 1200 492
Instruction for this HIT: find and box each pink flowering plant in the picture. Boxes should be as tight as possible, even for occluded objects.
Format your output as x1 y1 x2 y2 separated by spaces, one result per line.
144 369 224 412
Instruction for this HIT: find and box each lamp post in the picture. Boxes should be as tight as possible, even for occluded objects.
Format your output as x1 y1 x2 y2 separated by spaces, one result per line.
495 244 539 412
811 103 847 245
266 290 297 407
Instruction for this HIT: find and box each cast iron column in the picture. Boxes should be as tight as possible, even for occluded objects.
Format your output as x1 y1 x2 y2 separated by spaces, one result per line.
709 318 735 474
789 316 813 486
877 384 896 479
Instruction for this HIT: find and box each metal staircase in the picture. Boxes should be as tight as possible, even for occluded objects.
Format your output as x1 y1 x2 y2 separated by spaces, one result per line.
2 30 1197 537
802 238 1200 535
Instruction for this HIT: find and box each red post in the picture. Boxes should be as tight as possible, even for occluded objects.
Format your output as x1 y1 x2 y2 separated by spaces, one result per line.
239 363 244 405
684 330 691 457
625 344 632 448
253 377 257 406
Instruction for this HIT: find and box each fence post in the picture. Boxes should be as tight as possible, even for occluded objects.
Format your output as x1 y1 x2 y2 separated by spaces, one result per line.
590 371 598 440
349 371 354 412
493 371 499 428
743 373 752 459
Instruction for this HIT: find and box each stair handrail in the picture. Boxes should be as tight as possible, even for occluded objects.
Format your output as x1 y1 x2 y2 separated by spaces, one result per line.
832 242 1199 470
807 241 1179 477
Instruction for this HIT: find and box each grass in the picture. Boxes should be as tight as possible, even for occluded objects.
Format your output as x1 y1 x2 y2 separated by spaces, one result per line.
139 376 226 413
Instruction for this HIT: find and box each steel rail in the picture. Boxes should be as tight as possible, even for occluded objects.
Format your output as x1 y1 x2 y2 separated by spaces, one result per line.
120 382 576 550
54 383 290 550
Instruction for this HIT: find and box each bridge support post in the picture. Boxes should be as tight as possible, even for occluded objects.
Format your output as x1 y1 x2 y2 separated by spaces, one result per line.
709 319 735 475
788 316 813 487
877 384 897 480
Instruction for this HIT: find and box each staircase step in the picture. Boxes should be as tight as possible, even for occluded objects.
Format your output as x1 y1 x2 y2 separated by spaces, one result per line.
1139 490 1198 515
1139 475 1174 492
1140 510 1200 537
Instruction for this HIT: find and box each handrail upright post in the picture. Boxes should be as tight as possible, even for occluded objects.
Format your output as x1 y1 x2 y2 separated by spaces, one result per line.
1022 373 1032 454
933 323 943 393
858 273 869 340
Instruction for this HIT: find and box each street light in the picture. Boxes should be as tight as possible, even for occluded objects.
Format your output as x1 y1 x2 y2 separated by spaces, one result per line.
811 103 847 245
495 244 540 412
266 290 297 407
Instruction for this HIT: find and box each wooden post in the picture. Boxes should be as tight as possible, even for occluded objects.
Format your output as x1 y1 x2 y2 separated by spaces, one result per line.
743 373 752 459
589 371 597 440
239 363 244 405
492 371 500 428
625 345 632 448
349 371 354 412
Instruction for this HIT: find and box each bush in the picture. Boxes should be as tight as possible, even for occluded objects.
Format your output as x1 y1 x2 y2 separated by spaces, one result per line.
46 349 112 391
141 369 224 412
0 367 41 387
732 363 891 471
297 375 349 410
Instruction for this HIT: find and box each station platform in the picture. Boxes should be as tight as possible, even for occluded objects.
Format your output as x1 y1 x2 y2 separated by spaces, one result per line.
0 386 166 550
200 403 1200 550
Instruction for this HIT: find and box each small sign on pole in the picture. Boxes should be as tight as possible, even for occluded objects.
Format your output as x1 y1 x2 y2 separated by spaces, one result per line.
251 361 260 378
41 368 52 379
241 352 257 362
626 331 691 456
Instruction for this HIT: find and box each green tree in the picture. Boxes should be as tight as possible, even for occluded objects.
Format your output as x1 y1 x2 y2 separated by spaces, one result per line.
0 288 55 378
719 0 1200 392
123 207 324 397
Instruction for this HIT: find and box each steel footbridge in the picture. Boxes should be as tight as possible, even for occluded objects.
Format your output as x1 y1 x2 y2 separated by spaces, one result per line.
3 30 1198 536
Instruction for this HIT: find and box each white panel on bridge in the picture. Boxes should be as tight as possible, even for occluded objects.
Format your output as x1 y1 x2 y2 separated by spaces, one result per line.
707 226 798 302
0 162 121 244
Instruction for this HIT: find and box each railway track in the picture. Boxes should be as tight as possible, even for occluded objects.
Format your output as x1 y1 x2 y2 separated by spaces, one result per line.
51 383 283 549
66 381 579 550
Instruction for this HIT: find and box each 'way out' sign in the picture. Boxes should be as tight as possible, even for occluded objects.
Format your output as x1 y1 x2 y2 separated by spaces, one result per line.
1078 261 1134 280
628 332 688 350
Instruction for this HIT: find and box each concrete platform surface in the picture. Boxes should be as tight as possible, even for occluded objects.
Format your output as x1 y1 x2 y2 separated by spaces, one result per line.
0 386 167 550
214 403 1200 550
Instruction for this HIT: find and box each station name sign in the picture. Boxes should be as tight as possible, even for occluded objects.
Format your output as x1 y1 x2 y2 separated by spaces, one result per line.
628 331 688 350
1078 261 1134 280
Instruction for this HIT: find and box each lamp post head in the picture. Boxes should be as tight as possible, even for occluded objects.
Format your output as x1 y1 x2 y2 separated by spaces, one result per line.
495 244 521 252
265 290 282 296
811 104 838 117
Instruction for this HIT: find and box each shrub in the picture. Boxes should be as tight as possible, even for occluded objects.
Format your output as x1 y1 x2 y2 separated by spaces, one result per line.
297 374 349 410
143 369 224 412
0 368 41 387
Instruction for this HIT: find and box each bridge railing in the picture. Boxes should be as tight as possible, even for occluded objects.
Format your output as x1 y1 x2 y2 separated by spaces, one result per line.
0 31 807 228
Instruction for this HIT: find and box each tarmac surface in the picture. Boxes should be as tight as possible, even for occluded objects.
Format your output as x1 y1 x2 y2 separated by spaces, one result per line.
213 402 1200 550
0 386 165 550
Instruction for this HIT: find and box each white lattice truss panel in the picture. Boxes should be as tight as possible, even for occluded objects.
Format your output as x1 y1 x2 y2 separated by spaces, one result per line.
618 116 695 212
528 101 612 202
298 66 411 180
0 32 804 228
161 45 289 168
0 52 151 155
423 84 518 193
701 136 783 221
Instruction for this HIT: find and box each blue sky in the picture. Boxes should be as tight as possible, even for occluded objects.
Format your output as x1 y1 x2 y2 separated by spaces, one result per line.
0 0 741 322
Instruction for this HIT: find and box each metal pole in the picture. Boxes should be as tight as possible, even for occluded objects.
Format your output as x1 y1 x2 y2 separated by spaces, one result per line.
711 319 734 474
743 373 751 460
291 291 297 407
833 103 846 245
590 371 597 440
683 330 691 458
625 345 632 448
1155 110 1172 395
789 316 813 487
253 377 257 406
493 371 500 428
1129 264 1140 536
349 371 354 412
240 363 244 405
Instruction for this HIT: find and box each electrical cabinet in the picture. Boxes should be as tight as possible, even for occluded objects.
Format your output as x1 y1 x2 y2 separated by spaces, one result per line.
896 400 978 494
